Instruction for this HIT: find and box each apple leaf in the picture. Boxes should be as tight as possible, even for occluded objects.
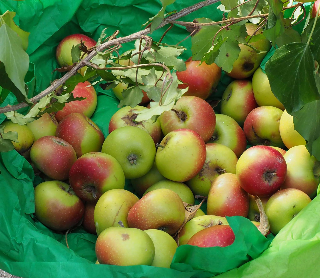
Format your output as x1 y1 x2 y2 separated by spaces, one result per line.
265 42 320 114
215 40 240 73
0 125 18 152
4 111 34 125
71 44 82 64
119 86 144 108
292 100 320 160
219 0 238 18
303 18 320 62
135 101 173 122
150 0 176 33
140 68 162 102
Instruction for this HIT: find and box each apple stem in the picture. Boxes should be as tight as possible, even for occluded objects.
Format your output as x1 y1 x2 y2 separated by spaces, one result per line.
254 196 270 236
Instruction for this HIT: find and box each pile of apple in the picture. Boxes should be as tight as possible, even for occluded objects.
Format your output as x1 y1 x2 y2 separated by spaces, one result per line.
2 22 320 269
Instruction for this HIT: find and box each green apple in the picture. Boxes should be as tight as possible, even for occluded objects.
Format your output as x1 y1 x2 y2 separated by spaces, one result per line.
95 227 155 266
101 126 156 179
265 188 311 234
94 189 139 235
248 194 269 222
27 113 58 141
145 229 178 268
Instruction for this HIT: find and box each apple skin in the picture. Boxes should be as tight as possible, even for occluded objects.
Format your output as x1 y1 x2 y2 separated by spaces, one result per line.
127 188 186 235
279 110 306 149
109 105 162 144
220 79 258 126
155 129 206 182
270 146 286 156
227 23 271 79
94 189 139 235
312 0 320 18
145 229 178 268
101 126 156 179
56 34 96 76
159 96 216 142
265 188 312 234
56 112 105 157
207 173 249 217
30 136 77 180
144 180 195 205
243 106 285 148
69 152 126 203
176 58 222 100
27 113 58 141
95 227 155 266
187 225 235 247
55 81 98 122
178 215 228 245
34 180 85 232
248 194 269 222
208 114 247 158
186 143 238 197
281 145 320 198
252 68 285 110
236 145 287 197
82 202 97 234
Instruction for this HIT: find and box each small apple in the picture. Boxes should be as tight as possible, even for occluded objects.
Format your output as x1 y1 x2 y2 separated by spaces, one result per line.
30 136 77 180
127 188 186 235
145 229 178 268
101 126 156 179
69 152 126 203
252 67 285 110
94 189 139 235
159 96 216 142
82 202 97 234
186 143 238 197
155 129 206 182
176 58 222 99
207 173 249 217
34 180 85 232
236 145 287 197
270 146 286 156
95 227 155 266
27 113 58 141
312 0 320 17
265 188 312 234
220 79 258 126
208 113 247 158
243 106 285 148
56 112 105 157
55 81 98 122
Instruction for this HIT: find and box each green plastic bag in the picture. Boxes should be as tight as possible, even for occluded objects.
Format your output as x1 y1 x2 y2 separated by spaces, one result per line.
0 0 316 277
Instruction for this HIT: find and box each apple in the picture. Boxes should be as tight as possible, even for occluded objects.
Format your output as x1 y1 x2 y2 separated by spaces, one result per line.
30 136 77 180
208 114 247 158
252 67 285 110
130 162 166 196
159 96 216 142
69 152 126 203
56 112 105 157
279 109 306 149
236 145 287 197
187 225 235 247
82 202 97 234
312 0 320 17
144 229 178 268
55 81 98 122
56 33 96 76
94 189 139 235
186 143 238 197
127 188 186 235
227 23 271 79
109 105 162 144
194 208 206 218
243 106 285 148
270 146 286 156
265 188 312 234
95 227 155 266
281 145 320 197
176 58 222 99
34 180 85 232
207 173 249 217
248 195 269 222
101 126 156 179
144 180 195 205
220 79 257 126
155 129 206 182
178 215 228 245
27 113 58 141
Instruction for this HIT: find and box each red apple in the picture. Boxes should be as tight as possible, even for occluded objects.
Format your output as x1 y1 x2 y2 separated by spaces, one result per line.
236 145 287 197
55 81 98 122
56 113 105 157
177 58 222 99
159 96 216 142
312 0 320 18
30 136 77 180
83 202 97 234
27 113 58 141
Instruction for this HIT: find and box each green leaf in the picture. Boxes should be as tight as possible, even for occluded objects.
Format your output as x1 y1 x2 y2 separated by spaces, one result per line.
119 86 144 108
150 0 176 32
0 125 17 152
71 44 81 64
0 87 10 104
215 40 240 73
304 18 320 62
265 43 320 114
135 101 173 122
140 68 162 101
0 24 29 100
4 111 34 125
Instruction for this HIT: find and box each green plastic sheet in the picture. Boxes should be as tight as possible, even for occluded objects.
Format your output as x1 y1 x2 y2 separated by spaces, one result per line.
0 0 317 277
